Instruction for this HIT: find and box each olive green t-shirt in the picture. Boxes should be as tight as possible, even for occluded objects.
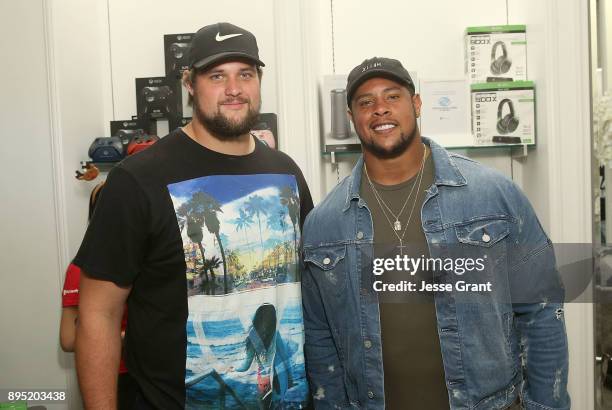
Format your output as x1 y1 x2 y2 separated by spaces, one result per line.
360 151 449 409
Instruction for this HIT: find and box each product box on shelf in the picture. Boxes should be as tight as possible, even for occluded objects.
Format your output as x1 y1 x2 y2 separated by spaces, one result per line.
135 77 180 119
164 33 194 79
465 25 527 84
110 118 157 151
470 81 535 146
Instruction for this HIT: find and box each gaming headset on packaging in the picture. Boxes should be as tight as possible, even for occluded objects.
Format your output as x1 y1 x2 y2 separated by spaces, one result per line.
496 99 520 134
490 41 512 75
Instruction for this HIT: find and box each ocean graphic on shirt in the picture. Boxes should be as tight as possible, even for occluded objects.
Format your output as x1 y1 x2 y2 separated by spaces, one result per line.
168 174 308 409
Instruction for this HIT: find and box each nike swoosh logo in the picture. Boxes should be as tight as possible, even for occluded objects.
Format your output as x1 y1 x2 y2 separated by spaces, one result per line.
215 32 243 42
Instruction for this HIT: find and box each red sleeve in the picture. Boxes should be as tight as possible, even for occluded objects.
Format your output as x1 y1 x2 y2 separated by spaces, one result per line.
61 263 81 307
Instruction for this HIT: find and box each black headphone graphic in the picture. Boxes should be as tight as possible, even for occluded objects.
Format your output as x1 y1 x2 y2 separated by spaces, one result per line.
496 99 519 134
490 41 512 75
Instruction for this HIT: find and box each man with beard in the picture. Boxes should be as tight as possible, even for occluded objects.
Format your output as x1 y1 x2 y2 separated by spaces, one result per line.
301 57 569 409
74 22 313 409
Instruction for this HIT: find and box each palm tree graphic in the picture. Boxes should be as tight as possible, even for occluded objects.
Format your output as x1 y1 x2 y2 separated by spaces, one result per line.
234 208 254 268
234 209 253 247
177 190 229 295
245 195 268 254
179 207 209 294
277 209 288 236
279 186 299 253
201 256 222 294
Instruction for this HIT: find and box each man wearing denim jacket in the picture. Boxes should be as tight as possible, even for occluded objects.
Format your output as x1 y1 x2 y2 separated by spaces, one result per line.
301 57 569 410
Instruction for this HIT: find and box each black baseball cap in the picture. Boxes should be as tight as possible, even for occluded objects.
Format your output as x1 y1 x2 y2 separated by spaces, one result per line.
346 57 415 106
188 22 265 70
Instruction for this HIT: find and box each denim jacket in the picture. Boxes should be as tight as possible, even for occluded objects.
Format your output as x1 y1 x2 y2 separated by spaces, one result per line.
301 138 570 410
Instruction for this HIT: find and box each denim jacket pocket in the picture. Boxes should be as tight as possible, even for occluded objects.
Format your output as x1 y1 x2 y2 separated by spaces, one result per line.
455 217 511 248
453 217 513 303
304 244 348 295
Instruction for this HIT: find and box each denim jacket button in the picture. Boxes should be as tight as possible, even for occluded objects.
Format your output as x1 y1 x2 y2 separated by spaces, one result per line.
357 231 364 239
482 233 491 243
364 340 372 349
323 257 331 265
360 288 368 296
367 391 375 399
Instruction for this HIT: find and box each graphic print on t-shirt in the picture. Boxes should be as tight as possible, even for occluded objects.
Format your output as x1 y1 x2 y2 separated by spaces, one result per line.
168 174 308 409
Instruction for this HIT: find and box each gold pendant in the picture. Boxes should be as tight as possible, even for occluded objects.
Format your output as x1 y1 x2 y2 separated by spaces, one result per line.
394 220 401 231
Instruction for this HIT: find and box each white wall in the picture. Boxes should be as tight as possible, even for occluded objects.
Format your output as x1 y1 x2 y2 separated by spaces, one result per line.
605 0 612 90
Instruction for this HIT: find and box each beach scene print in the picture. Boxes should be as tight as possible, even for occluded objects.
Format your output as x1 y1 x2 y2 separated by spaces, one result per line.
168 174 308 409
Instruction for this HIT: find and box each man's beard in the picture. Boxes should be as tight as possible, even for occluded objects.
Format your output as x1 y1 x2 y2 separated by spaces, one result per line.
194 97 260 140
359 123 418 160
356 103 420 159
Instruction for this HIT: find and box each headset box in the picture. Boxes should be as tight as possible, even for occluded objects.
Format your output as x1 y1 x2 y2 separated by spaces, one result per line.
164 33 194 79
465 25 527 84
471 81 535 146
135 77 179 119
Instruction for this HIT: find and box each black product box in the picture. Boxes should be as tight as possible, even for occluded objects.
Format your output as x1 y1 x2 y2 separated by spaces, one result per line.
164 33 194 79
110 118 157 137
110 118 158 150
169 116 192 131
135 77 179 119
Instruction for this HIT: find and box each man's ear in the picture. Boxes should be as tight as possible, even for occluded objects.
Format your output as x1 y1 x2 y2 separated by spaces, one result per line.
181 70 194 96
347 109 354 125
412 93 422 117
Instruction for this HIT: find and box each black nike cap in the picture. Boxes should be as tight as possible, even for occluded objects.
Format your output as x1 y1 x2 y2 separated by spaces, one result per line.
188 22 265 70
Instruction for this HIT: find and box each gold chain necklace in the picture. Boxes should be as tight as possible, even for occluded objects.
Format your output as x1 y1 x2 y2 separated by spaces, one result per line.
364 144 427 255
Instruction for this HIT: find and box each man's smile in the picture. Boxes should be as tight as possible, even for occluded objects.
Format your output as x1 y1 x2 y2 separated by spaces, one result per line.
371 121 398 133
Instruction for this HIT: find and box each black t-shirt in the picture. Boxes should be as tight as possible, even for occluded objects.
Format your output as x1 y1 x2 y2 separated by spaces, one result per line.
360 153 449 409
74 129 313 409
